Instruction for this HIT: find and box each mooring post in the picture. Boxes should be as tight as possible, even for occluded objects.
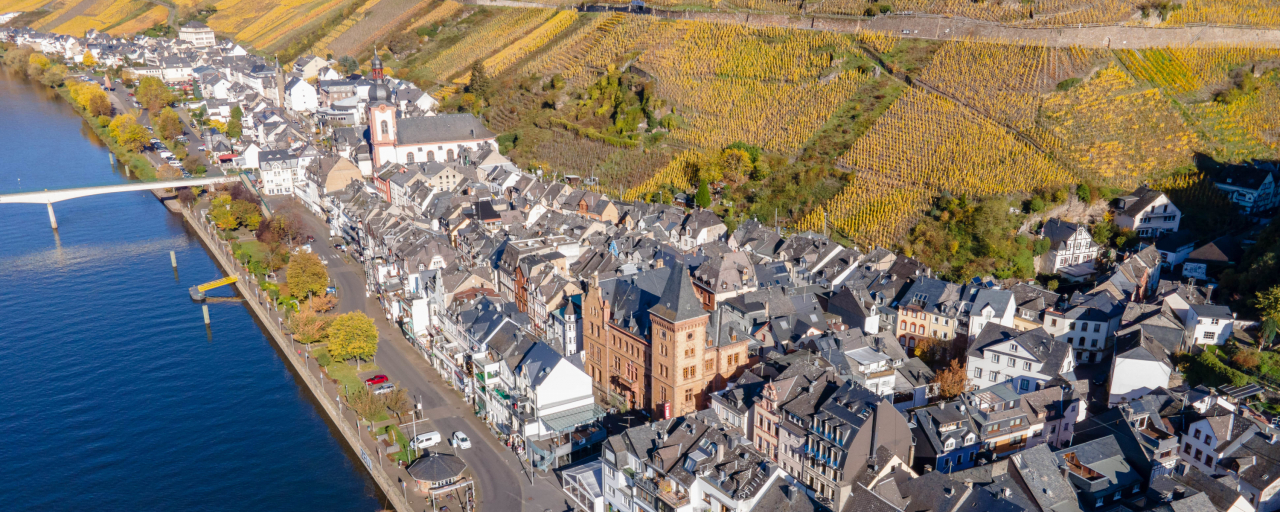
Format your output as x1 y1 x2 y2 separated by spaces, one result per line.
170 250 177 268
202 305 210 325
46 202 57 230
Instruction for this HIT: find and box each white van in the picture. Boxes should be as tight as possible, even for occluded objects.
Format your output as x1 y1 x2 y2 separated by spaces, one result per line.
412 431 441 449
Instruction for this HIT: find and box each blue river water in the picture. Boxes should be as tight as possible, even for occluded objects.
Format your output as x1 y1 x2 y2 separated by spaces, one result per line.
0 72 382 511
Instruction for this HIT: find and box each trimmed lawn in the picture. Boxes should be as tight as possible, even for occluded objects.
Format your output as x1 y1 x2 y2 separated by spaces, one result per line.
322 352 381 392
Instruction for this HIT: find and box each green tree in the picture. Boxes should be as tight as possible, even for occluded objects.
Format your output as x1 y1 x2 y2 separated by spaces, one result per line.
231 200 262 230
1091 220 1115 247
1258 286 1280 347
328 312 379 366
467 60 490 99
287 251 329 299
155 107 184 139
338 55 358 74
210 195 239 230
695 180 711 208
227 117 242 139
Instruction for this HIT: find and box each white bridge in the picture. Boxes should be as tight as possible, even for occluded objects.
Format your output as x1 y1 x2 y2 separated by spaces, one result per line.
0 175 239 228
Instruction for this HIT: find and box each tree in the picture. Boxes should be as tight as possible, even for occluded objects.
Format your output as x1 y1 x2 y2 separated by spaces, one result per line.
231 200 262 230
87 92 112 117
40 64 67 87
286 306 333 344
287 251 329 299
467 60 490 99
155 107 184 139
339 55 358 74
183 153 202 174
81 52 97 68
135 76 175 111
108 114 146 152
227 117 242 139
913 337 948 366
157 163 181 180
328 312 379 366
695 180 711 208
932 359 968 399
1257 286 1280 347
720 148 752 187
210 195 239 230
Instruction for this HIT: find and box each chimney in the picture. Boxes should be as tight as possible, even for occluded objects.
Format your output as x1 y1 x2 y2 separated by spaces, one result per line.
1206 284 1215 304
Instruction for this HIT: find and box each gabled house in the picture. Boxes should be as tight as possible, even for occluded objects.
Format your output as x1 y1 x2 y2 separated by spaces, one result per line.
1212 162 1279 215
1043 292 1125 364
964 382 1045 458
1115 186 1181 237
1043 218 1101 275
911 400 981 474
966 288 1016 341
1054 435 1144 510
966 324 1075 394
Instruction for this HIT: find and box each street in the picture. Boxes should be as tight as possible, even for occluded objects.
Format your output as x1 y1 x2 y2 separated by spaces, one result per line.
90 77 219 176
285 201 572 512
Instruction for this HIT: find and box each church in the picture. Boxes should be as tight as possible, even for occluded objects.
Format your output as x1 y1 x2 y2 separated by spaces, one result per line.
366 55 497 167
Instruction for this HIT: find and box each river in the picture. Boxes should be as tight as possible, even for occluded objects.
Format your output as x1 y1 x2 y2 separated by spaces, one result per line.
0 73 382 510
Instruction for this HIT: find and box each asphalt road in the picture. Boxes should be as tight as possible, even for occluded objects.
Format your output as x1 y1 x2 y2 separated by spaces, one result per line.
284 201 570 512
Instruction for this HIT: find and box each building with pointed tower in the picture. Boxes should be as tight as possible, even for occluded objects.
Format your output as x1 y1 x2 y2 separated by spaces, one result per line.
364 53 497 168
581 262 751 419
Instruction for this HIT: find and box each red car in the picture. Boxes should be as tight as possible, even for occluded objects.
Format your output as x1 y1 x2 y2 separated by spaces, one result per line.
365 375 389 386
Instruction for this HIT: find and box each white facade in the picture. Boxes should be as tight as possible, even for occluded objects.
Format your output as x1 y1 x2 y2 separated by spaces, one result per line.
286 80 318 113
1185 305 1234 346
1116 191 1181 237
1043 311 1121 364
1045 221 1100 274
178 24 216 48
1179 417 1229 476
967 331 1075 394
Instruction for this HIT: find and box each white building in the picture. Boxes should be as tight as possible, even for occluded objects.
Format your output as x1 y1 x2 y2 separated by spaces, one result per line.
1184 304 1234 346
1115 186 1181 238
1213 163 1279 215
966 324 1075 394
1178 412 1260 477
513 342 600 442
1042 293 1124 364
967 288 1016 340
257 149 304 195
284 77 318 113
1042 218 1100 274
178 21 215 48
1108 331 1175 406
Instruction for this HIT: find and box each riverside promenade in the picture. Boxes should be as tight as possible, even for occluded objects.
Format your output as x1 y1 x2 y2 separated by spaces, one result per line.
178 203 425 512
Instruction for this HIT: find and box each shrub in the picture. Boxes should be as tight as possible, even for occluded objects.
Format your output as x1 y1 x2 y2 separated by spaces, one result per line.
1056 78 1082 91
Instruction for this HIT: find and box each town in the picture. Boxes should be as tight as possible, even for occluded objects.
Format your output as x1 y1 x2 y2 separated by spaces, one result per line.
3 18 1280 512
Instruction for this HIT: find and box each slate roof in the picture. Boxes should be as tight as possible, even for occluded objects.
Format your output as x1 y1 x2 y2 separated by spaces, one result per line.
750 478 828 512
1054 435 1140 494
396 114 495 145
649 264 709 324
1118 186 1169 218
969 324 1070 371
1187 236 1243 264
1011 444 1082 512
407 452 467 482
1044 218 1085 248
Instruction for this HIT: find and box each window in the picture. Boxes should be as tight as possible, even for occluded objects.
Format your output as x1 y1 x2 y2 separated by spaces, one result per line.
1068 337 1074 345
1094 324 1101 333
987 424 998 433
1193 429 1200 440
1070 322 1076 330
991 354 1000 363
1051 319 1058 327
1090 339 1098 348
379 120 388 136
1020 380 1029 391
1184 443 1191 454
1204 455 1213 466
405 152 414 163
1007 358 1016 367
973 368 983 379
1010 343 1018 352
1114 492 1122 501
685 388 693 403
944 439 955 451
1011 418 1022 427
1096 498 1104 507
989 371 999 382
1194 448 1202 459
1203 331 1216 340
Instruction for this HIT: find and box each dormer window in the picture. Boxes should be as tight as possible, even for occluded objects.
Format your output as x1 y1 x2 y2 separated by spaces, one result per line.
944 439 955 451
1009 343 1017 352
965 434 975 445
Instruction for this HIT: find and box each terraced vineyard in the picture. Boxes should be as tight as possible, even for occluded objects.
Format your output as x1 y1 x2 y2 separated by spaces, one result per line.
208 0 358 49
324 0 432 57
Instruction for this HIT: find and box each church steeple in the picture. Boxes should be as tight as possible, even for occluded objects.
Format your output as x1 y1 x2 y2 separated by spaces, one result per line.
370 47 384 81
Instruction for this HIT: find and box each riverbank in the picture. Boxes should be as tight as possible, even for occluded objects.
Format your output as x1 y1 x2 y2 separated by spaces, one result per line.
177 202 413 512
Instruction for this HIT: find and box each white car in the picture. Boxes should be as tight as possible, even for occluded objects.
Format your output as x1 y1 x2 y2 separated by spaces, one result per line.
413 431 441 449
451 431 471 449
372 383 394 395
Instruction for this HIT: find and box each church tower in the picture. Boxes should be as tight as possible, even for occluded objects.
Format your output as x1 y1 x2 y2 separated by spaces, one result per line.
367 51 397 166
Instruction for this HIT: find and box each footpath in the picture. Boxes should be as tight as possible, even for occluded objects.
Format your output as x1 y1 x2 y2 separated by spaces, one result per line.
179 203 424 512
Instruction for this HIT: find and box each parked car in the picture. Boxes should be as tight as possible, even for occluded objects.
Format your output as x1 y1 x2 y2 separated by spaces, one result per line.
307 235 315 242
326 286 337 295
364 375 389 386
451 431 471 449
373 383 394 395
412 431 441 449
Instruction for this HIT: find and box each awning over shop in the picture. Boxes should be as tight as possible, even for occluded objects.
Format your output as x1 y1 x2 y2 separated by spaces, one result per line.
542 404 606 433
